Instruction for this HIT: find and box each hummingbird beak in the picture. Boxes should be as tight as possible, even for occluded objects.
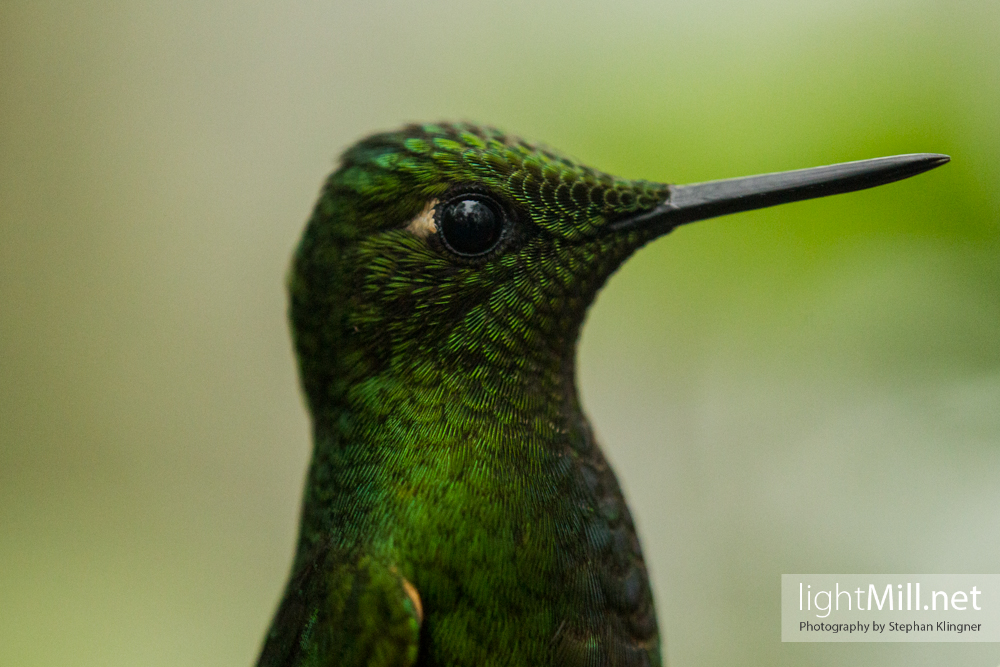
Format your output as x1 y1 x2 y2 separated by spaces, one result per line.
607 153 950 235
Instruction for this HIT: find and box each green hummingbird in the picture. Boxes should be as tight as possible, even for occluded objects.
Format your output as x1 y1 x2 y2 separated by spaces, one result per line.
256 123 948 667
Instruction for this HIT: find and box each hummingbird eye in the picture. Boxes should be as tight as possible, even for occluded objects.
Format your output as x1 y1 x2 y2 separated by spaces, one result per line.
437 194 505 257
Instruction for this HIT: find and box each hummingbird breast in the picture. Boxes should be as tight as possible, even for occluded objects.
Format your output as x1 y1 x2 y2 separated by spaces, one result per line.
351 409 662 667
296 340 661 665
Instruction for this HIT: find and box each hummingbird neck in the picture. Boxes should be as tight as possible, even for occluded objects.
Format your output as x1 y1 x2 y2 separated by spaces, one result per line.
294 309 592 564
330 307 589 451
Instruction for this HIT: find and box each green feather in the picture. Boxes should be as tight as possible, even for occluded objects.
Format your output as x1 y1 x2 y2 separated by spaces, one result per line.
262 122 679 667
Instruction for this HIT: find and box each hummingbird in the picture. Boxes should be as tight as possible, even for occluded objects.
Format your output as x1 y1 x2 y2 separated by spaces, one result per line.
256 122 948 667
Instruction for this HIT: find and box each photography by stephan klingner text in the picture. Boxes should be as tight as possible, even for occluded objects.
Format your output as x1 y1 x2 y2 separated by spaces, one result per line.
780 574 1000 642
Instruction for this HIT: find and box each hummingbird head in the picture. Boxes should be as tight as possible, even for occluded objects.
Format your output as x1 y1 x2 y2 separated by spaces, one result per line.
290 123 672 427
290 122 948 429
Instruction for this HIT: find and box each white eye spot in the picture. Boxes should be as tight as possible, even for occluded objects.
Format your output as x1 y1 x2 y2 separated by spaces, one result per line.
405 198 438 238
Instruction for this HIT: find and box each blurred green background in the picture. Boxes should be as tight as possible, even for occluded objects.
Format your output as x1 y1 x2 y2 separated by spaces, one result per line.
1 1 997 665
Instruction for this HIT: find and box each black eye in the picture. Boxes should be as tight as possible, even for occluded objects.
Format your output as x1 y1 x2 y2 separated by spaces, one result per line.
438 194 505 257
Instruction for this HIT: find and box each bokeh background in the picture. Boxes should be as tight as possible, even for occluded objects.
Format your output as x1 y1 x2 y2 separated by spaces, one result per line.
2 1 998 665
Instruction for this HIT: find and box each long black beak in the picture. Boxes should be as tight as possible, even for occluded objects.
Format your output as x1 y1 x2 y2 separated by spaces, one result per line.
609 153 950 234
